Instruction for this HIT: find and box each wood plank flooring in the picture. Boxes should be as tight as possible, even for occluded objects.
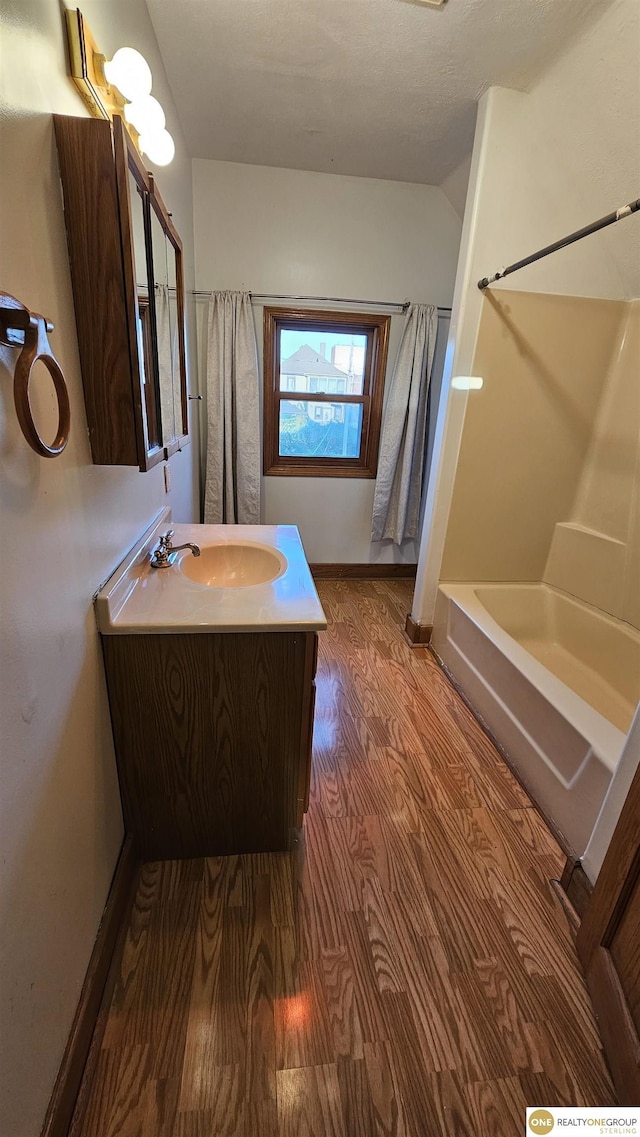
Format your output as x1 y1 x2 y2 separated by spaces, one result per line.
74 580 615 1136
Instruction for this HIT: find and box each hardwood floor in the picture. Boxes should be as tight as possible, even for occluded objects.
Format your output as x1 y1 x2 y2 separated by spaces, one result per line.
74 580 615 1136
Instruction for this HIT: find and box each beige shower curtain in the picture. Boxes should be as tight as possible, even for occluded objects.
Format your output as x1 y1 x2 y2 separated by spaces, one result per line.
204 291 261 524
371 303 437 544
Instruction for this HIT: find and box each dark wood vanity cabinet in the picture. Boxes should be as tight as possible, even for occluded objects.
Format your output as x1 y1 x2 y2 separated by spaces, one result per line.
101 630 318 860
54 114 188 470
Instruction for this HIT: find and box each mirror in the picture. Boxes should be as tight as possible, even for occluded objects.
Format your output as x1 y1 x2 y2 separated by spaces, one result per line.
131 146 188 455
128 166 160 451
124 138 189 457
149 200 174 444
147 184 188 455
167 238 186 442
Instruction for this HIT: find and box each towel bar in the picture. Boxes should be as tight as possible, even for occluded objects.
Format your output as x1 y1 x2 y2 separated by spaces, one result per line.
0 292 70 458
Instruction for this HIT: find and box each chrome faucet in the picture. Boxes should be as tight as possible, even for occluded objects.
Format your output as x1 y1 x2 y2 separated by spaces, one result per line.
150 529 201 569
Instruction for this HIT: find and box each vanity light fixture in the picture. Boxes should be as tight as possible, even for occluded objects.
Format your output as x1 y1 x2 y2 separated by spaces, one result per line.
124 95 176 166
64 8 175 165
124 95 165 135
101 48 152 102
138 129 176 167
451 375 484 390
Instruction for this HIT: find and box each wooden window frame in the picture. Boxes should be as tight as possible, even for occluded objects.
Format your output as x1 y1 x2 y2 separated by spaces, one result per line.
263 307 391 478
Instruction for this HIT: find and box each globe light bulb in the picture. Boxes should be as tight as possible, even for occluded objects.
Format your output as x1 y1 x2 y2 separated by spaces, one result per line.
124 95 166 135
103 48 152 101
138 128 175 166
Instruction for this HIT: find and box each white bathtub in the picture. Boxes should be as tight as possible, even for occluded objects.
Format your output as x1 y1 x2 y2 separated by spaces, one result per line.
432 583 640 855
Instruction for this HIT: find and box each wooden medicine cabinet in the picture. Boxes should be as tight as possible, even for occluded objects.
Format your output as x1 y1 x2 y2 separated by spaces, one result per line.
54 114 188 470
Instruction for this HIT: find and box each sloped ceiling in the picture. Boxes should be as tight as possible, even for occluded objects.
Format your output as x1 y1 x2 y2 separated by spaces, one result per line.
146 0 612 184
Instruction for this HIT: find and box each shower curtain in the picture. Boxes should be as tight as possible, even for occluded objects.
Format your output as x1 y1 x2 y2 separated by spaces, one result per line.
204 291 261 524
371 303 437 544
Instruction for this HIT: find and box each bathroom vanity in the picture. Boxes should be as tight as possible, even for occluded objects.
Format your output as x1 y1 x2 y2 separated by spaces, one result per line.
96 513 326 860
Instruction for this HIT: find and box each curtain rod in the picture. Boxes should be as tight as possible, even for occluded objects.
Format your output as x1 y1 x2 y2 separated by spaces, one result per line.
478 197 640 290
187 288 452 314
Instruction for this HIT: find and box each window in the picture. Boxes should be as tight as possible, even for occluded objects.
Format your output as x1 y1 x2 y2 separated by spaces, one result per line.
263 307 391 477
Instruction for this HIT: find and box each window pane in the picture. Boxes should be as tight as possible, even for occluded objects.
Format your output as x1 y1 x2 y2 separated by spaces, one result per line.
279 400 363 459
279 329 367 395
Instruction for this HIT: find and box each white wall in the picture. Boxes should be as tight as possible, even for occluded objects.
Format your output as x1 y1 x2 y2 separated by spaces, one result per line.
0 3 199 1133
440 154 472 222
192 159 461 562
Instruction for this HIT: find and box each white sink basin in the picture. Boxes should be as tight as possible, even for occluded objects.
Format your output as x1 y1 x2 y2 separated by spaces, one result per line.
178 541 287 588
94 515 326 634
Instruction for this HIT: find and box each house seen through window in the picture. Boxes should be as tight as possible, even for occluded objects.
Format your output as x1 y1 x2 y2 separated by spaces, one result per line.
263 308 391 477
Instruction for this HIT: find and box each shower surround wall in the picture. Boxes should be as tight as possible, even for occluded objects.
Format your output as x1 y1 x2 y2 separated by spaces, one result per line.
440 288 639 626
545 300 640 631
440 289 625 584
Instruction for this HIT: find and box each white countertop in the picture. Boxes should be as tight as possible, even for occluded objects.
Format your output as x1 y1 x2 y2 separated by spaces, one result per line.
95 511 327 635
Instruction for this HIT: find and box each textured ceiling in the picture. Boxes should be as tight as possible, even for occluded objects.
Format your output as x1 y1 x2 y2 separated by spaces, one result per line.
146 0 611 185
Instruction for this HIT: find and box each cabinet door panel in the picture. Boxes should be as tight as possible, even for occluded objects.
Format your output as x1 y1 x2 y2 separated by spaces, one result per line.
54 114 187 469
102 631 307 859
54 115 139 465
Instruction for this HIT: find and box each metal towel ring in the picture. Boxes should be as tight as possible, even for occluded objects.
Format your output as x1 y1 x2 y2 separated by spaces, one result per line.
1 293 70 458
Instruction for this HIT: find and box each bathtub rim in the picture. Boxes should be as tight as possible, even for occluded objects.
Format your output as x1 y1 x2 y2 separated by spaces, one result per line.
436 581 632 773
